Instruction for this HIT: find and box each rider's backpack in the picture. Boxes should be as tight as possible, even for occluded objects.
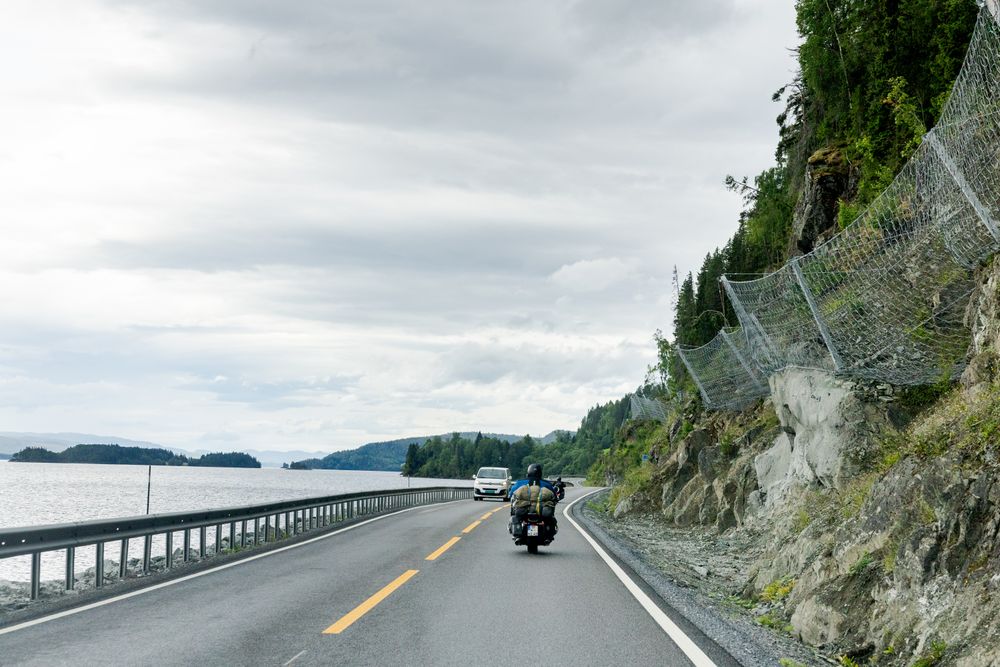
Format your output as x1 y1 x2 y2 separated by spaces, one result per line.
512 483 556 518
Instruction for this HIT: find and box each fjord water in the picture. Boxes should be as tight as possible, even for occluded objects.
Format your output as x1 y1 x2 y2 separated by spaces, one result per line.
0 462 470 581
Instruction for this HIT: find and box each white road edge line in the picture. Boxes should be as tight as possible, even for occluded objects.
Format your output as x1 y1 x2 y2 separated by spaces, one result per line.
0 500 467 636
563 489 718 667
283 649 307 666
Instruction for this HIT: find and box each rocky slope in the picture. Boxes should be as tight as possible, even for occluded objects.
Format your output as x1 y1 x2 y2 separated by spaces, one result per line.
603 259 1000 666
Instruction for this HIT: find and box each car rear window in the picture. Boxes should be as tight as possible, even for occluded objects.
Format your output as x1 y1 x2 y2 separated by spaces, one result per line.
477 468 507 479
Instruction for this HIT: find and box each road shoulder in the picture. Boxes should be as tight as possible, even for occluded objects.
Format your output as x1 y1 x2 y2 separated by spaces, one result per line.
570 490 827 667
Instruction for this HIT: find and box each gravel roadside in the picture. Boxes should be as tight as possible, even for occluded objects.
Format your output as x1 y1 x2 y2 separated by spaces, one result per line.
572 489 831 667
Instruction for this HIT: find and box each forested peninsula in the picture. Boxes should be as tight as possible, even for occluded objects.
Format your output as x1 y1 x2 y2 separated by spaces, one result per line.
10 444 261 468
401 399 628 479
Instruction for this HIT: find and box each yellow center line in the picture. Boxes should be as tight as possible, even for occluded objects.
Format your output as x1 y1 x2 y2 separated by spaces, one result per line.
479 512 493 520
461 520 481 534
323 569 419 635
425 536 461 560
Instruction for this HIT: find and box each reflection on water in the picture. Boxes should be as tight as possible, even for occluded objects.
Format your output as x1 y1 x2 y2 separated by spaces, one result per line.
0 461 469 581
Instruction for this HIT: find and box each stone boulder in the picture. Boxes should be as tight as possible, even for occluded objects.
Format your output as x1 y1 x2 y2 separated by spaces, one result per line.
755 368 890 505
789 146 852 256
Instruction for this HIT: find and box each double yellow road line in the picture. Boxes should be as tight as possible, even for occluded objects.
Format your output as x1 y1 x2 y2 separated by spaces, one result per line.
322 503 507 635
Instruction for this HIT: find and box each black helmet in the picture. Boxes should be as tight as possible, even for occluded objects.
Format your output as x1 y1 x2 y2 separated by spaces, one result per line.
526 463 542 481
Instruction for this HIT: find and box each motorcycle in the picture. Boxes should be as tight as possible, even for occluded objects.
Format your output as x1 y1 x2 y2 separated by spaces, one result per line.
509 478 566 554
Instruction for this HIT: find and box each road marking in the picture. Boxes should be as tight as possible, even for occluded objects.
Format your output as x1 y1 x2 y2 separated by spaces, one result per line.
323 569 419 635
563 490 718 667
425 536 461 560
283 650 307 666
0 500 467 637
461 520 481 533
479 512 492 520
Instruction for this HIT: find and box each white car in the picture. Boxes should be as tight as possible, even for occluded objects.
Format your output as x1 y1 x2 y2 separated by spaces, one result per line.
472 467 512 501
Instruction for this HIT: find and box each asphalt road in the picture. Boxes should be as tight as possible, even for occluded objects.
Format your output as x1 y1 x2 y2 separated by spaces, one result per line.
0 488 736 666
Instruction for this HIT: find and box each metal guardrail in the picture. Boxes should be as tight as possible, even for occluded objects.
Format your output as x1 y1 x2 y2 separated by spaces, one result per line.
0 486 472 600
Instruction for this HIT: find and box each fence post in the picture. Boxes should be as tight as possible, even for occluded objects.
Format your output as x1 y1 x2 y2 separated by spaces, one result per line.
119 539 129 579
790 258 844 371
675 346 713 406
926 130 1000 244
95 542 105 589
720 329 769 392
720 276 782 370
65 546 75 590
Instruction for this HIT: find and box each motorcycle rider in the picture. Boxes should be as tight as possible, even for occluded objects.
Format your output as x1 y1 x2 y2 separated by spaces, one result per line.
509 463 561 538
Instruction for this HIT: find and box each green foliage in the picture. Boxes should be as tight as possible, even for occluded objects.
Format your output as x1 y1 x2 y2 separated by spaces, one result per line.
838 657 861 667
606 463 654 511
849 551 874 577
761 577 796 602
397 397 631 480
9 444 261 468
779 660 810 667
793 508 812 533
756 613 784 629
912 640 947 667
886 379 1000 465
838 472 878 519
670 0 977 358
726 595 757 610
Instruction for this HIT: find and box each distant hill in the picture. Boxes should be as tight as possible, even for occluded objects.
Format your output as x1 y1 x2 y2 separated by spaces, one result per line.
0 432 166 456
0 432 325 468
294 431 567 472
9 444 261 468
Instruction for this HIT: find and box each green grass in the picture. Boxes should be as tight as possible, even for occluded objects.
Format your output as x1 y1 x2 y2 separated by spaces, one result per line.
761 577 795 602
849 551 874 577
912 640 947 667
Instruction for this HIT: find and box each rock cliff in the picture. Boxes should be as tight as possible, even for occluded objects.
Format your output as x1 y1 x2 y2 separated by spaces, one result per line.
605 260 1000 665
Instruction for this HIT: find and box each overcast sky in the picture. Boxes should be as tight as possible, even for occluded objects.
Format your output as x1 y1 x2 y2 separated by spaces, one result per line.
0 0 798 453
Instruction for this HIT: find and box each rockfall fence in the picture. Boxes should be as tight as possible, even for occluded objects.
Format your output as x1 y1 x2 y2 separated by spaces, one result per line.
678 4 1000 410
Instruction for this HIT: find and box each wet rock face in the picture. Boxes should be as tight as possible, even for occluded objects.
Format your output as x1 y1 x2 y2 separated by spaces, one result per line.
790 146 852 255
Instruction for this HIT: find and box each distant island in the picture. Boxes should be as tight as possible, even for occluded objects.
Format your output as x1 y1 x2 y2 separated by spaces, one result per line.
10 444 261 468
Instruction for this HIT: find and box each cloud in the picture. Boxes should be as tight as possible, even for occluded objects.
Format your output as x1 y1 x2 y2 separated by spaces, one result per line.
0 0 798 451
550 257 640 292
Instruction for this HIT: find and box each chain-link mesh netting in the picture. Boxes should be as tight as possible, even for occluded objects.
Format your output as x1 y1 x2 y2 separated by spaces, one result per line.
678 6 1000 409
629 395 669 423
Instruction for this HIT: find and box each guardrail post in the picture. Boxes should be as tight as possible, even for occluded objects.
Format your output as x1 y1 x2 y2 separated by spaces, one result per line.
95 542 105 589
119 539 129 579
253 518 260 545
240 520 247 548
143 535 152 574
65 546 75 590
229 522 236 551
184 529 191 559
166 532 173 569
215 525 222 554
200 527 207 558
30 552 41 599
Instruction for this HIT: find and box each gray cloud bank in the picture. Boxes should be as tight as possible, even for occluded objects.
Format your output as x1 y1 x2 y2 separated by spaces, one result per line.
0 0 796 451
